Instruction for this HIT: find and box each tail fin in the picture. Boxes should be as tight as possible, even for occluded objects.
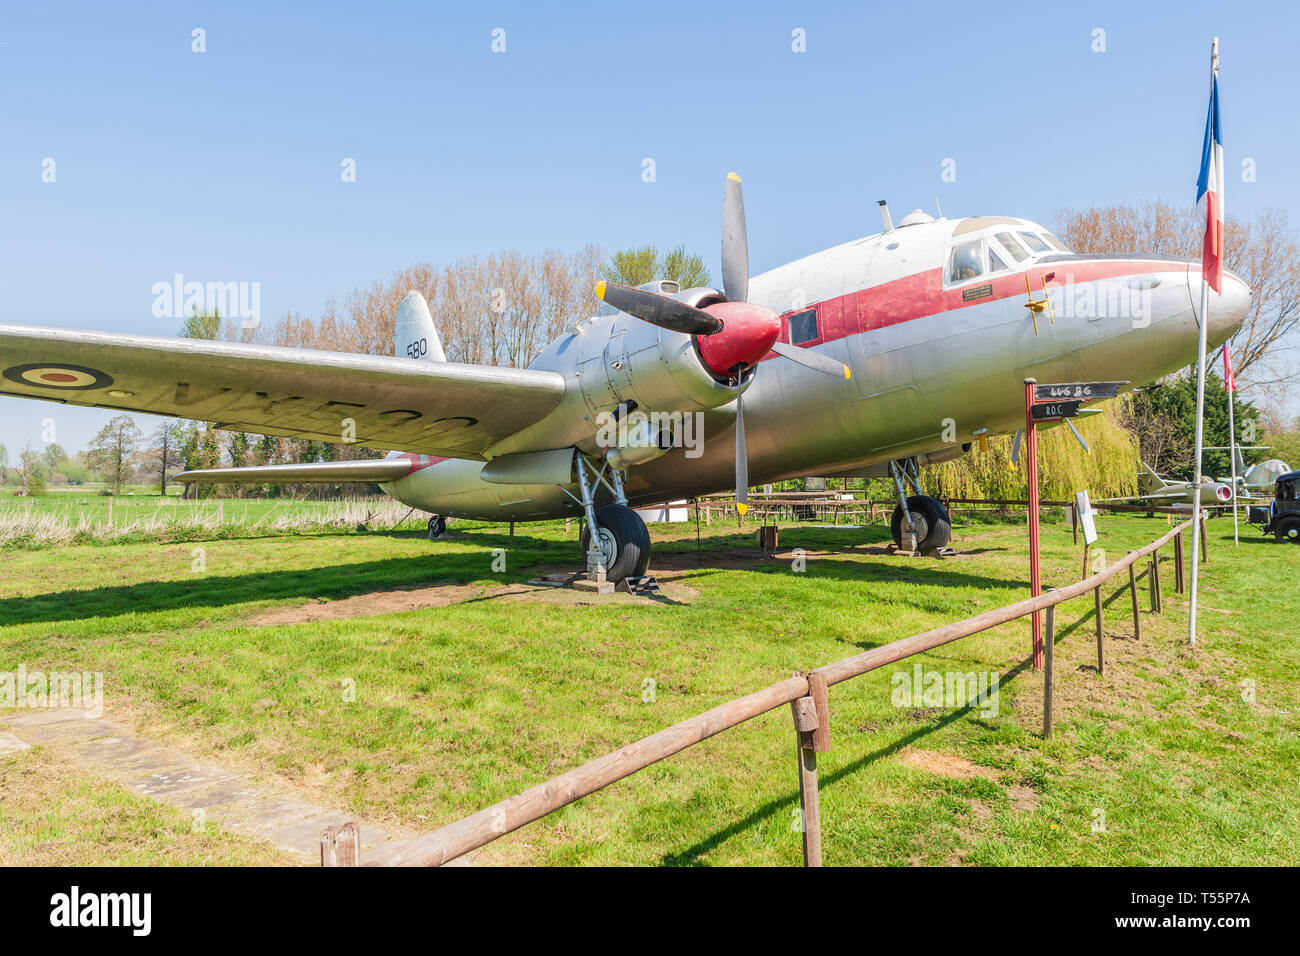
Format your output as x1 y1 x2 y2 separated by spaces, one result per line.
395 291 446 362
1137 460 1164 494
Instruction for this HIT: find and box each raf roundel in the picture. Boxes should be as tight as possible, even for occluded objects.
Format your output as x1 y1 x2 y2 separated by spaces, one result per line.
2 363 114 390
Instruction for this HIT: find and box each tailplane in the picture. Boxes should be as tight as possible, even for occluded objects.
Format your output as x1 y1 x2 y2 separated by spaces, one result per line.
395 291 446 362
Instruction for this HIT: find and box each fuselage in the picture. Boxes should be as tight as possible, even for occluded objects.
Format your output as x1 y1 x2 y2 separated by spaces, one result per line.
382 213 1251 520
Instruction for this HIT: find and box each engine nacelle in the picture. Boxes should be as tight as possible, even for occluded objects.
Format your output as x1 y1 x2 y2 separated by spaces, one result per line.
573 283 751 421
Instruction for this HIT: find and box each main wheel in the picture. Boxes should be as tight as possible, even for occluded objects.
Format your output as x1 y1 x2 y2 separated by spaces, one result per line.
427 514 446 539
579 504 651 582
1274 514 1300 544
890 495 952 551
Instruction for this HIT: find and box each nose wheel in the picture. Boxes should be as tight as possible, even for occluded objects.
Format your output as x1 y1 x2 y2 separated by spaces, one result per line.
579 505 652 583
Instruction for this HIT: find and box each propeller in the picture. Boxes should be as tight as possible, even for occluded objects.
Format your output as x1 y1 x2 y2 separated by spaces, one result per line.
595 172 853 513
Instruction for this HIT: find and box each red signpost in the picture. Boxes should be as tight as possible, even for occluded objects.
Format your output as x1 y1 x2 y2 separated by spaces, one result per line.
1024 379 1043 669
1022 378 1127 671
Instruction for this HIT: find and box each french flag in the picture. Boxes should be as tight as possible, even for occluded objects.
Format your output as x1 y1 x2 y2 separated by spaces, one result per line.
1196 74 1224 293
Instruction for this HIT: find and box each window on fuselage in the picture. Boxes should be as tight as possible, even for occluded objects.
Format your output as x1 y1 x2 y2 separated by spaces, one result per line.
948 239 984 282
988 246 1009 274
788 309 818 344
1018 231 1051 254
994 232 1029 263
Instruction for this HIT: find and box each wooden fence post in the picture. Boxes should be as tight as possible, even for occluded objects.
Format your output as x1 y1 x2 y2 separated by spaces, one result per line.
1174 532 1185 594
1152 552 1162 613
1199 514 1209 563
1094 586 1105 675
321 822 360 867
789 695 823 867
1128 564 1141 641
1043 596 1055 739
1147 558 1158 613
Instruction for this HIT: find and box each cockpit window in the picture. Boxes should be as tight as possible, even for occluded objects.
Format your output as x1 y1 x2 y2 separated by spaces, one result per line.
988 246 1009 273
948 239 984 282
995 232 1029 263
1018 231 1051 254
1043 232 1072 253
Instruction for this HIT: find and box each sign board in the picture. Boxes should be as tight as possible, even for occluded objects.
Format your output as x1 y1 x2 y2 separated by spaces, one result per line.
1032 400 1083 422
1033 381 1127 403
1074 490 1098 545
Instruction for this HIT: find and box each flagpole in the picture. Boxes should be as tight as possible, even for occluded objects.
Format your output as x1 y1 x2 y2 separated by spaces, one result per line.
1188 35 1219 648
1225 346 1239 546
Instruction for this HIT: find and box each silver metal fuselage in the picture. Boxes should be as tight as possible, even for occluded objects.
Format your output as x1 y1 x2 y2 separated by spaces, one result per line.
382 217 1251 521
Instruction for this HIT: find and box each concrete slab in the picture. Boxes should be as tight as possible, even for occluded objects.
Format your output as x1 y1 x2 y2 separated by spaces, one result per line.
2 714 409 864
0 731 31 753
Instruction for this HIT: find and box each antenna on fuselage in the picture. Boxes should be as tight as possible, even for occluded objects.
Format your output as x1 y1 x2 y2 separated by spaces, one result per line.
934 196 944 219
877 200 894 233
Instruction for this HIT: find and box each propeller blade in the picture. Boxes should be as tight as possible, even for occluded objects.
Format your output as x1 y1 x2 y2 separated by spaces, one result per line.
769 341 851 379
735 379 748 514
721 172 749 304
596 281 722 336
1010 428 1023 470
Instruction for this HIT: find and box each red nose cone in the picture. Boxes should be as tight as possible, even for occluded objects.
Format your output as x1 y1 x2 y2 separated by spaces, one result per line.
696 301 780 377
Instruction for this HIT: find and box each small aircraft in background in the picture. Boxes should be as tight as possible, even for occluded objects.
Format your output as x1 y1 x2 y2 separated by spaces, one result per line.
1099 460 1233 512
1205 445 1293 499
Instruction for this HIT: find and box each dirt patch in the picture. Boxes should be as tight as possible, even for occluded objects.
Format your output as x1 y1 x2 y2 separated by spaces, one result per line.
899 748 999 780
248 578 698 626
1006 784 1038 812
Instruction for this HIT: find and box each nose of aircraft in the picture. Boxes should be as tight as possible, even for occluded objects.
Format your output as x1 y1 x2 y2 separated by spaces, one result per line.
1209 270 1252 342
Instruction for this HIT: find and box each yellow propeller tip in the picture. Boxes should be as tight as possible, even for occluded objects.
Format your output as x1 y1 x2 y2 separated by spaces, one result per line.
595 280 607 300
727 172 742 183
736 502 748 516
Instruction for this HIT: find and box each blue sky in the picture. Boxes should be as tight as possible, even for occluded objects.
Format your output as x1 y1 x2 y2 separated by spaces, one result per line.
1 0 1296 454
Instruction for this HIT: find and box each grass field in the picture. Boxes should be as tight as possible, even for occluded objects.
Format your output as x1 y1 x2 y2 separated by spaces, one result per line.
1 497 1296 866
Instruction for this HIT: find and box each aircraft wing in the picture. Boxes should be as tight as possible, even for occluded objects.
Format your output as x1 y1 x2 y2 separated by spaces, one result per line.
175 459 417 484
0 324 567 460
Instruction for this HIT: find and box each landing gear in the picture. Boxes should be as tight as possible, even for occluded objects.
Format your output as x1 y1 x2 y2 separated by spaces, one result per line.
565 452 653 584
888 457 952 551
580 505 652 582
890 495 952 551
427 514 446 539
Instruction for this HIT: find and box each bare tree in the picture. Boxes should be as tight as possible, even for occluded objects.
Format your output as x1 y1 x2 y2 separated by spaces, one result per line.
85 415 144 495
147 422 182 495
1056 201 1300 385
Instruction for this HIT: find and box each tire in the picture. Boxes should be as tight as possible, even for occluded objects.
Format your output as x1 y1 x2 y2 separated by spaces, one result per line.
890 495 952 551
1274 515 1300 544
427 514 446 539
579 504 652 581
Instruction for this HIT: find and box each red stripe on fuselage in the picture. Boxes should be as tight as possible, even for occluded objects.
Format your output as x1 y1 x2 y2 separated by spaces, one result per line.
399 453 448 474
769 258 1183 353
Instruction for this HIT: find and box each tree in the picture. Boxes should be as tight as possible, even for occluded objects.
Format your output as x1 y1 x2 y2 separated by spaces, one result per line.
601 245 711 290
180 307 222 340
146 423 183 495
41 443 68 472
84 415 143 495
18 442 46 496
1129 372 1260 481
1055 201 1300 384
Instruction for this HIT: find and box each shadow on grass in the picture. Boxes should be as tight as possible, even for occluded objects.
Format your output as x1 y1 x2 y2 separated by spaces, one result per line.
3 527 1035 627
661 651 1044 866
